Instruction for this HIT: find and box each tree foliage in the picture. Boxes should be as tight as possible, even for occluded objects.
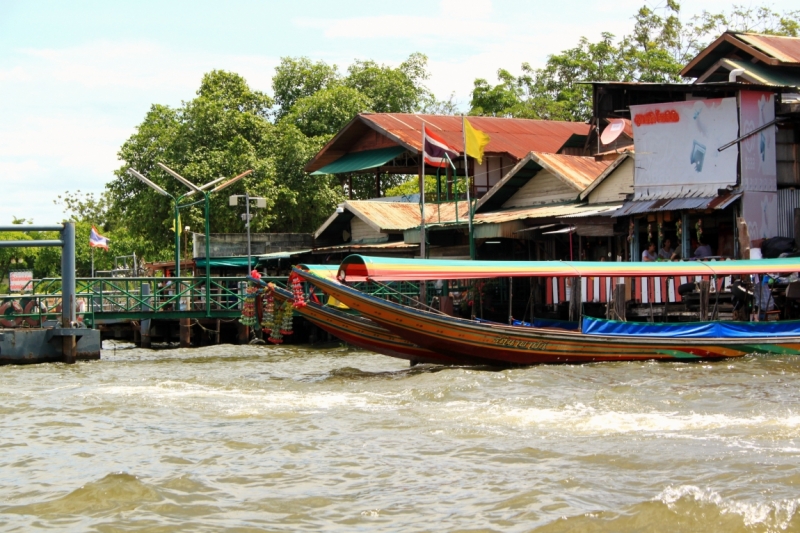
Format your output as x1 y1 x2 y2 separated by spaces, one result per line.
469 2 800 121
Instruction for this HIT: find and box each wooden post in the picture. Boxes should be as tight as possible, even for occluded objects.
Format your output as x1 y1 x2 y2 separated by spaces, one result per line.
140 283 151 349
216 319 221 344
613 282 626 321
569 276 581 322
794 208 800 251
180 318 191 348
699 280 710 321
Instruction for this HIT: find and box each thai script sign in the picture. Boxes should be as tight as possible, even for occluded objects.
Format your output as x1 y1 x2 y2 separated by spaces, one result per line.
631 97 739 200
9 270 33 292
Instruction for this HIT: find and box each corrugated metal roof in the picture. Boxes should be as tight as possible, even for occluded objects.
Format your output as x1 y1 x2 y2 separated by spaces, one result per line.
305 114 589 173
315 200 471 239
312 241 418 254
473 203 619 225
737 33 800 64
364 114 590 160
346 200 470 231
532 152 613 190
681 32 800 78
613 193 741 217
476 152 613 212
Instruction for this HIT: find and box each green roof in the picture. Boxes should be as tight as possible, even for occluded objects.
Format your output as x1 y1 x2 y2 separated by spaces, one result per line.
310 146 406 175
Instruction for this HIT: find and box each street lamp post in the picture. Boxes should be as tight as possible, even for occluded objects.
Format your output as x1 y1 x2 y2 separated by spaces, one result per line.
127 168 181 277
156 163 252 317
229 193 267 272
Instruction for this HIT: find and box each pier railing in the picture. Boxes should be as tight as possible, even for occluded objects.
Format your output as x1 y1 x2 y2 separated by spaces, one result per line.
0 275 290 326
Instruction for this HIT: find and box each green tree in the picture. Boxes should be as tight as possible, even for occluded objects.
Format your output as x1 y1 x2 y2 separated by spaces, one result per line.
469 2 800 122
267 121 345 232
272 57 340 120
344 53 431 113
284 85 373 137
109 70 277 259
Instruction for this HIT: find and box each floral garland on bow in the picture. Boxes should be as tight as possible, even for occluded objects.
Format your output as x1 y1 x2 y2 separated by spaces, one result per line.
239 271 262 326
289 273 306 308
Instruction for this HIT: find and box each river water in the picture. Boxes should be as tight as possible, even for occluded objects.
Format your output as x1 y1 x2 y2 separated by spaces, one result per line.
2 343 800 532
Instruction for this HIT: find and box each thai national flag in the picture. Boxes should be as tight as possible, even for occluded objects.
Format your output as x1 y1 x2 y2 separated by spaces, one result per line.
423 126 458 168
89 226 109 250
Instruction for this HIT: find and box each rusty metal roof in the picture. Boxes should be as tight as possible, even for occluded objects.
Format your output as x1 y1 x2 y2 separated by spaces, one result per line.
347 200 470 231
737 33 800 64
315 200 471 239
613 193 741 217
473 203 621 225
364 114 590 159
682 32 800 78
311 241 418 254
305 113 589 173
476 152 613 212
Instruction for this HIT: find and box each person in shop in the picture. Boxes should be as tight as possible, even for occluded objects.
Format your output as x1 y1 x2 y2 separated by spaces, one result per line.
642 242 657 262
693 241 713 259
658 239 675 260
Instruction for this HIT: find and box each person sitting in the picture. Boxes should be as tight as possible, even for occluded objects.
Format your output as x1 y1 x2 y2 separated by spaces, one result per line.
658 239 675 260
694 241 713 259
642 242 657 262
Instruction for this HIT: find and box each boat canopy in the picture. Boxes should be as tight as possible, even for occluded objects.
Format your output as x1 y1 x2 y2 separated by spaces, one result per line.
337 254 800 282
297 264 339 280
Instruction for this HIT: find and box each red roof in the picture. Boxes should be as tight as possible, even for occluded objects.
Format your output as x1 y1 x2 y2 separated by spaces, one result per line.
305 113 589 173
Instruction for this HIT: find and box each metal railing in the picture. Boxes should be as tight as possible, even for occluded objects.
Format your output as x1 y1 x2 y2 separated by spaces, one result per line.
0 275 290 326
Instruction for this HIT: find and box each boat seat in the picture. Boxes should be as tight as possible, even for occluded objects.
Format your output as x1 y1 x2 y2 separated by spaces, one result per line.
784 281 800 319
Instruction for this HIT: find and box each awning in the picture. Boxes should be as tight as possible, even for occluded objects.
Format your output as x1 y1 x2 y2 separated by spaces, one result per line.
258 249 311 260
310 146 406 175
336 254 800 282
194 257 254 269
613 193 741 217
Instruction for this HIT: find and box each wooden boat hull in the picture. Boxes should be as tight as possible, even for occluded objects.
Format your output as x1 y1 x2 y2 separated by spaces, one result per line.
268 285 486 366
295 269 800 365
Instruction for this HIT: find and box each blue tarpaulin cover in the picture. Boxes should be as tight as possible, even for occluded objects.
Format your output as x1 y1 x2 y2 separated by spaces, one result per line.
582 316 800 338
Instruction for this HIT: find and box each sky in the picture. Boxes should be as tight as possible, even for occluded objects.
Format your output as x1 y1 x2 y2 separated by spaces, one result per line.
1 0 796 225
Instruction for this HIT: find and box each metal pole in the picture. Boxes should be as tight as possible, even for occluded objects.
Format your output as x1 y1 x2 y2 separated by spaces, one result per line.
175 202 181 278
205 193 211 318
61 222 77 363
462 116 475 260
420 129 426 259
246 192 252 272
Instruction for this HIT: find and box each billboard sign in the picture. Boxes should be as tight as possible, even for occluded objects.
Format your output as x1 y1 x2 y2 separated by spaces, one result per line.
631 97 739 200
740 91 776 192
9 270 33 292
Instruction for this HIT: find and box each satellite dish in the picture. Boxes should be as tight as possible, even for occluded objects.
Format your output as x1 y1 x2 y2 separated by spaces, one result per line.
600 119 625 146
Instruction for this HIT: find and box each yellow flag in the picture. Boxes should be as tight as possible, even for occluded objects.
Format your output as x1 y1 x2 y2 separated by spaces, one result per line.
464 117 491 164
170 213 182 234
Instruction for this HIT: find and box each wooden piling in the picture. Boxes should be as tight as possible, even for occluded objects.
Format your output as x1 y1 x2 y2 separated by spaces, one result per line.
180 318 191 348
699 281 710 321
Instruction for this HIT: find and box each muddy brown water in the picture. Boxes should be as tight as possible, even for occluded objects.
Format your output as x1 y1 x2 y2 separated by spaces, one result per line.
2 342 800 532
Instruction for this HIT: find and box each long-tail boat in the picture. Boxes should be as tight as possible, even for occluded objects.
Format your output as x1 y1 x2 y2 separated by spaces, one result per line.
292 255 800 365
254 266 490 366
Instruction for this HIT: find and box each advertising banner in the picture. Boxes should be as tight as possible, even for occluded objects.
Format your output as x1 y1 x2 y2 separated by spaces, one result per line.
9 270 33 292
739 91 776 192
631 97 739 199
741 191 778 245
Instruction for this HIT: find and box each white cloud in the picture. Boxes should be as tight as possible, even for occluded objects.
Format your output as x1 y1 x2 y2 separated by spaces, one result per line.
0 40 280 224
